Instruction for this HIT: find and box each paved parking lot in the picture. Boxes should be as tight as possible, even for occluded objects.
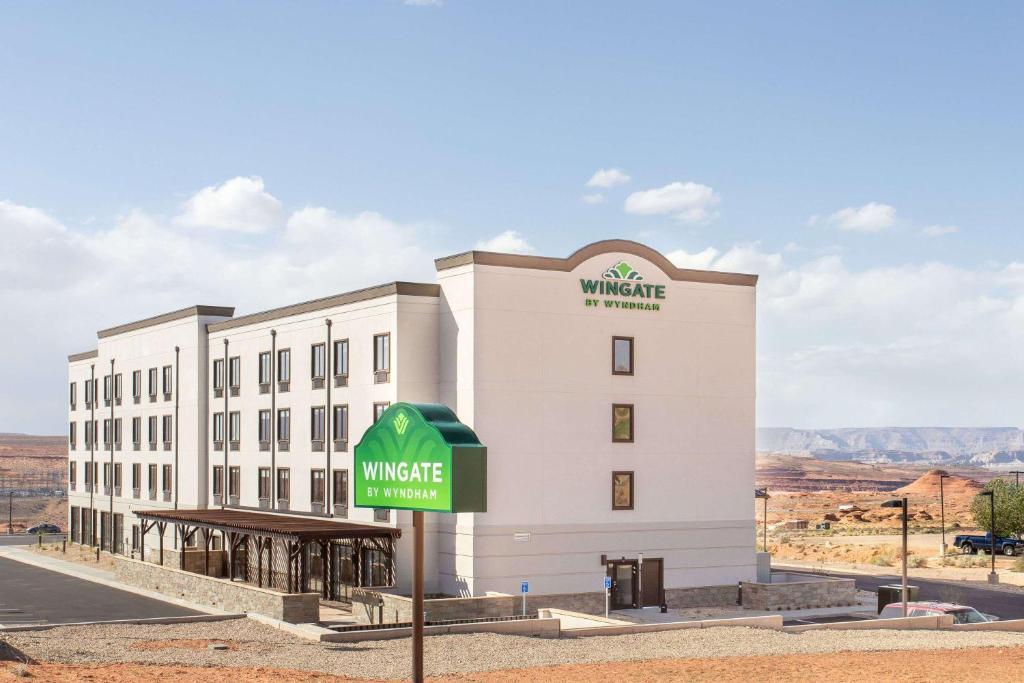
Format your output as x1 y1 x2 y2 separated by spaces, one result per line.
0 556 200 626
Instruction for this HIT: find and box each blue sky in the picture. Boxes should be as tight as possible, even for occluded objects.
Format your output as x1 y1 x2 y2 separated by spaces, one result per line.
2 2 1023 433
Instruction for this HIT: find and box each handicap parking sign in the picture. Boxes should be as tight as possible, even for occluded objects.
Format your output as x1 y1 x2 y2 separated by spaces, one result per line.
604 576 612 590
521 580 529 593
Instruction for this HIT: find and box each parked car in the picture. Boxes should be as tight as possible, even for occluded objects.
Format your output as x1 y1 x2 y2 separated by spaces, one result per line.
26 523 62 535
953 532 1022 556
879 601 997 623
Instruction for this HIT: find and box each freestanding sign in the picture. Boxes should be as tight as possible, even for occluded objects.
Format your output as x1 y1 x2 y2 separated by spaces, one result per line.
354 403 487 683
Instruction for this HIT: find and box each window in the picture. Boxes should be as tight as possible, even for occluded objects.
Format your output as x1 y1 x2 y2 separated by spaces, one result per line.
613 337 633 375
212 466 224 498
258 409 271 445
114 373 122 401
311 406 325 446
311 469 326 506
162 365 173 398
148 416 158 447
84 461 93 486
132 463 141 492
132 417 141 447
103 462 111 486
103 419 112 446
333 405 348 447
132 370 142 399
148 464 158 497
69 461 76 488
333 339 349 377
333 470 349 510
69 382 76 409
612 471 634 510
277 348 291 383
85 378 93 406
373 333 390 382
259 352 272 385
162 415 173 448
162 464 172 495
277 468 290 502
148 368 158 398
228 466 240 499
277 409 291 442
103 375 112 403
113 463 122 488
229 411 240 447
85 420 93 448
212 413 225 446
373 402 390 423
212 359 224 391
612 404 634 443
228 356 240 390
311 343 326 380
114 418 122 447
69 422 76 449
258 468 271 500
374 509 390 523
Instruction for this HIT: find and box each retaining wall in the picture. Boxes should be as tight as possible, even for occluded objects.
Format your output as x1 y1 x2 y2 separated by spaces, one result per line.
352 584 739 624
741 573 856 610
114 556 318 623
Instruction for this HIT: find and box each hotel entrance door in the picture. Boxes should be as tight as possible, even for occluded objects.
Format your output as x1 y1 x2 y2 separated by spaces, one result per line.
607 558 664 609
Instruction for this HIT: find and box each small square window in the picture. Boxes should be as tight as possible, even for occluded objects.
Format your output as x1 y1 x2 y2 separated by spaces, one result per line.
612 336 634 375
612 404 634 443
612 471 634 510
374 509 390 523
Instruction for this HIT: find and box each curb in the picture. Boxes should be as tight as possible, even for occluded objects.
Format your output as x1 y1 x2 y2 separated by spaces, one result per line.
0 613 246 633
0 547 229 617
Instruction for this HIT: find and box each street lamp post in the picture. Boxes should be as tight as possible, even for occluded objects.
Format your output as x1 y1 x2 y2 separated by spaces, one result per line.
939 474 950 556
980 490 997 584
882 498 909 617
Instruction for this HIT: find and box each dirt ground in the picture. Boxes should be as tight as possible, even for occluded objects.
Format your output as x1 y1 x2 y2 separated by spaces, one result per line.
5 646 1024 682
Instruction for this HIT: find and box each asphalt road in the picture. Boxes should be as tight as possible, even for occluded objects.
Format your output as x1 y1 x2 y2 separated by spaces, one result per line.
0 555 200 626
810 568 1024 620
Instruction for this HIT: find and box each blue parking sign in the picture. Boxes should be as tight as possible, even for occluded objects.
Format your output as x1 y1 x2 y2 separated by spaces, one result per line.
604 576 612 590
521 580 529 593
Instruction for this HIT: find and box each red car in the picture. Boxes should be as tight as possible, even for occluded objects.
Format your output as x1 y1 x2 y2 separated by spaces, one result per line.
879 601 996 623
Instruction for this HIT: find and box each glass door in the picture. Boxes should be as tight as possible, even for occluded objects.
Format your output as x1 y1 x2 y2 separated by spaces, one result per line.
609 561 637 609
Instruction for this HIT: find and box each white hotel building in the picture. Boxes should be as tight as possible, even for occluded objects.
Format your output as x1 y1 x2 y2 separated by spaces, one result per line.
66 240 757 607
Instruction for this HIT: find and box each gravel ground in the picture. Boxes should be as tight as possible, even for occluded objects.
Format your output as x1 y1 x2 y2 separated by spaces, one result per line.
6 618 1024 680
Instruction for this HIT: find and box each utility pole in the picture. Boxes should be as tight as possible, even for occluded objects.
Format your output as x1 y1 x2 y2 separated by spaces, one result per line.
939 474 949 556
980 490 998 584
901 497 908 618
1010 470 1023 488
7 490 12 535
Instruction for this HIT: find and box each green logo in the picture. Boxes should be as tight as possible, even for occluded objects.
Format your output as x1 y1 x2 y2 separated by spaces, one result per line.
603 260 644 281
393 411 410 435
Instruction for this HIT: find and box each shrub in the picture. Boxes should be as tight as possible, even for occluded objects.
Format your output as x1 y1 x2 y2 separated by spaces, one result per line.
1012 556 1024 573
869 546 897 566
908 555 928 568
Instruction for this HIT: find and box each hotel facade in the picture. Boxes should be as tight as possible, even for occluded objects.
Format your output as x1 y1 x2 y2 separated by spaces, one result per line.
66 240 757 607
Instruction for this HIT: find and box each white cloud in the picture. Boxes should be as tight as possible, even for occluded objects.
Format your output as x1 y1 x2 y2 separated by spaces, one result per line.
176 176 284 233
666 247 719 270
585 168 631 189
624 181 720 223
922 224 959 237
824 202 896 232
475 230 535 254
581 193 605 205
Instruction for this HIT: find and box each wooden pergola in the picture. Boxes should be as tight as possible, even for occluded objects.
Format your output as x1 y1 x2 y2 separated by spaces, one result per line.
133 508 400 598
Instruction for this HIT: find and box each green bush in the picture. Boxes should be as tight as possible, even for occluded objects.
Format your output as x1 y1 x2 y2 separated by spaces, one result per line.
908 555 928 568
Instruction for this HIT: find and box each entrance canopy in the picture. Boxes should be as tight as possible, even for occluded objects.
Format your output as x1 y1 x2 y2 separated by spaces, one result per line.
133 508 401 543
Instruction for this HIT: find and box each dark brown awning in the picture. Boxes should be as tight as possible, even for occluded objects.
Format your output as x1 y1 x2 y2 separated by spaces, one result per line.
133 508 400 543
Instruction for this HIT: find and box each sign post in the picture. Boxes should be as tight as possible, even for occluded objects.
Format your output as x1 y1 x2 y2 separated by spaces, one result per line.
604 575 611 618
521 580 529 616
637 552 644 609
354 403 487 683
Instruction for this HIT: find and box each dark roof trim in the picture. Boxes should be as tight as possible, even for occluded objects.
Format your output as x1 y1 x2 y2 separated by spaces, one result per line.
207 281 440 333
434 239 758 287
68 349 99 362
98 305 235 339
132 508 400 542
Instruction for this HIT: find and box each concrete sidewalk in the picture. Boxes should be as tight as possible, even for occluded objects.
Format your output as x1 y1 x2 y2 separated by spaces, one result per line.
613 597 877 625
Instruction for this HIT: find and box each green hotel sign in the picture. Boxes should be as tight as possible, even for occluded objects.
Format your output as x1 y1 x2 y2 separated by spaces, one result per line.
581 260 665 311
354 403 487 513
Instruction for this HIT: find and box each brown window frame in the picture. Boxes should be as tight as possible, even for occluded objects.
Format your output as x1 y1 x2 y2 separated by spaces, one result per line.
612 471 634 510
373 402 390 424
612 336 634 376
612 403 634 443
